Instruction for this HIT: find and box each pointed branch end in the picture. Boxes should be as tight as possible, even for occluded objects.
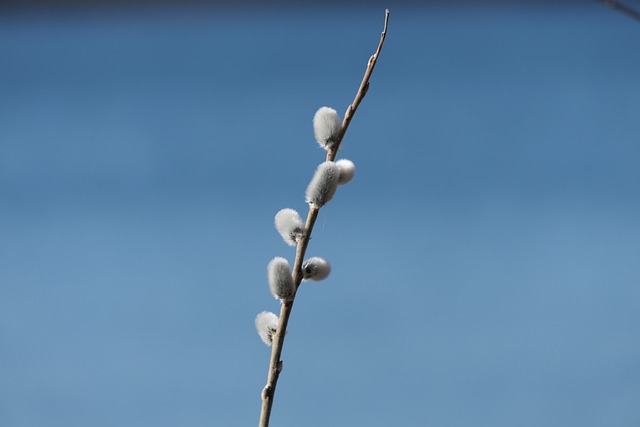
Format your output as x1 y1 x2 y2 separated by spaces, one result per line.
383 9 390 34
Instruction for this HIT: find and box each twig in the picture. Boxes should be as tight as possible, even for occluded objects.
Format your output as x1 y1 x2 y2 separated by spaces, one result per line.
600 0 640 21
258 9 390 427
328 8 390 162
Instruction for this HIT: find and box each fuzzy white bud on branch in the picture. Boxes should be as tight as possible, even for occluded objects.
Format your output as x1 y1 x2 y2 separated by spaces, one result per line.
336 159 355 185
305 161 340 208
302 257 331 281
274 208 304 246
255 311 279 346
268 257 295 301
313 107 342 149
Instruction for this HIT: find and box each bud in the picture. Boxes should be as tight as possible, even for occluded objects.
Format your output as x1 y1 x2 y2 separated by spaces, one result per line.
336 159 355 185
274 208 304 246
302 257 331 281
255 311 279 346
313 106 341 149
268 257 295 301
305 161 339 208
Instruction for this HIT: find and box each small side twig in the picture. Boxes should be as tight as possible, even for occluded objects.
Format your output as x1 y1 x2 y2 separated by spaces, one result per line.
599 0 640 21
258 9 390 427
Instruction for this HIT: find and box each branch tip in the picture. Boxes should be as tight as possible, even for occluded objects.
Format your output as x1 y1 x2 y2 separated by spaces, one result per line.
384 9 390 33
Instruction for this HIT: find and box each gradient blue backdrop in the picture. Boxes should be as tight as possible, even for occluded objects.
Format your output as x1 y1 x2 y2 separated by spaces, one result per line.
1 2 639 426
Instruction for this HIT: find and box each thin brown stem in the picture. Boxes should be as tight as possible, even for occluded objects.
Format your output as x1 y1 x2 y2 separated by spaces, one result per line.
328 8 389 162
258 9 389 427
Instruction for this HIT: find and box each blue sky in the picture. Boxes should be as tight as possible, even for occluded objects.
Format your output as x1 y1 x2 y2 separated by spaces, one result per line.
1 3 639 426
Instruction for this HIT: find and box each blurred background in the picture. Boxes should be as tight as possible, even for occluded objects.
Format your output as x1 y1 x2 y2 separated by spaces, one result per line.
1 1 639 426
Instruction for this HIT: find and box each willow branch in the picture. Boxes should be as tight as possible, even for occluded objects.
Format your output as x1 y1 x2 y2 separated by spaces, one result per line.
259 9 390 427
600 0 640 21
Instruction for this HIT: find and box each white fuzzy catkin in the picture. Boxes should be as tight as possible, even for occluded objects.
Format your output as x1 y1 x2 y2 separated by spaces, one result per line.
302 257 331 281
255 311 279 346
305 161 340 208
313 106 342 149
274 208 304 246
268 257 295 301
336 159 355 185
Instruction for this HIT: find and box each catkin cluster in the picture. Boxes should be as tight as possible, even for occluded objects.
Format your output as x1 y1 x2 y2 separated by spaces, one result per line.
254 106 356 346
